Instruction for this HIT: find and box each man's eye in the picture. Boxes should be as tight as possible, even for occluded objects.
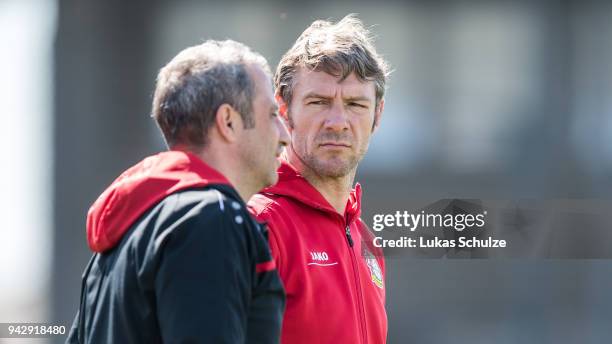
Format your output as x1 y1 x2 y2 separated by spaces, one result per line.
308 100 325 105
348 102 366 108
271 112 279 117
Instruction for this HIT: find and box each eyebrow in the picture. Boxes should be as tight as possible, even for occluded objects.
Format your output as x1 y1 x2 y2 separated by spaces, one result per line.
344 96 372 102
303 92 372 102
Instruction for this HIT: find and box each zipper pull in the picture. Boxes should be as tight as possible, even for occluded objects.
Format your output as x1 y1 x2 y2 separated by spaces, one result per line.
345 226 354 247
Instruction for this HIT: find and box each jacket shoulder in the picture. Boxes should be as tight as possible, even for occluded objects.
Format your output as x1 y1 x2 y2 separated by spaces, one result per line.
154 187 249 238
123 186 253 262
248 193 277 216
248 193 299 228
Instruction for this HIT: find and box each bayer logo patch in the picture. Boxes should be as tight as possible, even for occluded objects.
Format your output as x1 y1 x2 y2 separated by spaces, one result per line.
363 251 384 289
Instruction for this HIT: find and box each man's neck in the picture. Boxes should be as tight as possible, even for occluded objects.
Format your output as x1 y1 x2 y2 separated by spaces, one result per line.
201 153 257 202
287 151 355 215
175 146 256 202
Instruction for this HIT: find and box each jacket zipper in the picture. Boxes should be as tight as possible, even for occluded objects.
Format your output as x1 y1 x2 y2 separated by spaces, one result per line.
344 219 368 344
345 225 354 247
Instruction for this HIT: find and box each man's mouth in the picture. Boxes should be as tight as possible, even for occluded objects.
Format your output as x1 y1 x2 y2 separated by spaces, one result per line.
319 142 351 148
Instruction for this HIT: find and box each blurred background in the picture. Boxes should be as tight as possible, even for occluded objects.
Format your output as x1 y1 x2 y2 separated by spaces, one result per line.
1 0 612 343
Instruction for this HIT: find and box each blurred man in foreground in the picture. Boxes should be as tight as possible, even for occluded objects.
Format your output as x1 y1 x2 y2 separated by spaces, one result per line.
67 40 288 343
249 15 390 344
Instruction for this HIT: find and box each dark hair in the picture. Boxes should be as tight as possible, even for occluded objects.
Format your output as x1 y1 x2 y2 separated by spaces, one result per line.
152 40 270 148
275 14 390 109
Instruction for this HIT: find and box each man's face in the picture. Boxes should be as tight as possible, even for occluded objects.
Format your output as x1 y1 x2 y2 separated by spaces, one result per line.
240 65 288 188
284 68 382 178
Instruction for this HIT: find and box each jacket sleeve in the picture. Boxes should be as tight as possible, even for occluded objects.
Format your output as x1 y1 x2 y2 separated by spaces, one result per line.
251 207 286 279
153 202 252 344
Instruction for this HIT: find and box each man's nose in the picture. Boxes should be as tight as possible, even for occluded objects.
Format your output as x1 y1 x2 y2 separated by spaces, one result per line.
323 101 349 131
276 116 289 147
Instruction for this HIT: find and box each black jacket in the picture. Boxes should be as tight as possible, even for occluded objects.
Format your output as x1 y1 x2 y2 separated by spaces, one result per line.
67 151 285 343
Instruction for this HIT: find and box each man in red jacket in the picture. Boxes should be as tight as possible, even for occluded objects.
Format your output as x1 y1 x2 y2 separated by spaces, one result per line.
249 14 390 344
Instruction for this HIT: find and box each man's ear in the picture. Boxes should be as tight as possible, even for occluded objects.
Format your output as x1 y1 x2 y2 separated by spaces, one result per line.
276 93 294 130
214 103 243 143
372 99 384 133
275 93 290 124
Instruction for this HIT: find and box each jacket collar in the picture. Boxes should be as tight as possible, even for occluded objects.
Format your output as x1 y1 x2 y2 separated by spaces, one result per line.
87 150 232 252
262 160 362 224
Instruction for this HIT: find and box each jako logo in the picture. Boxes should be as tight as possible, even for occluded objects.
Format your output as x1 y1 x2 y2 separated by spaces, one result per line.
310 252 329 261
307 251 338 267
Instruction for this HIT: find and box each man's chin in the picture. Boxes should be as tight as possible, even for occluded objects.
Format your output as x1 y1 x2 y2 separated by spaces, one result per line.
300 152 358 178
312 160 354 178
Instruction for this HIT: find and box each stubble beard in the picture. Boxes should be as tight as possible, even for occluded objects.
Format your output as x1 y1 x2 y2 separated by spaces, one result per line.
301 143 367 179
307 153 352 178
287 113 369 179
240 141 275 192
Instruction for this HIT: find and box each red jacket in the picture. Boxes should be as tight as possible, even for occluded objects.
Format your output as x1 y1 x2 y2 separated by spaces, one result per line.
249 161 387 344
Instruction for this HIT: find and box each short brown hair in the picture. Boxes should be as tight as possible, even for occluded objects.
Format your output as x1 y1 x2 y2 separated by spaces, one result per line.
275 14 390 108
152 40 270 148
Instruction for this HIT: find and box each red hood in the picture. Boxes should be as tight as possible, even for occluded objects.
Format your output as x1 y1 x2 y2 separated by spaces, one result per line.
260 160 362 224
86 150 231 253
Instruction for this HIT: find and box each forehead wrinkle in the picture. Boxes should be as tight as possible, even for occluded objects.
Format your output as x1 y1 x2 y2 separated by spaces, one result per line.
303 91 334 100
296 69 375 101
